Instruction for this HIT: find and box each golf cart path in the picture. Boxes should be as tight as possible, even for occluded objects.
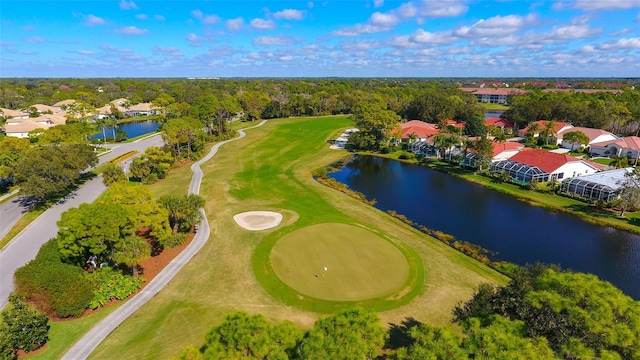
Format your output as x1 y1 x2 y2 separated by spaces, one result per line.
61 121 267 360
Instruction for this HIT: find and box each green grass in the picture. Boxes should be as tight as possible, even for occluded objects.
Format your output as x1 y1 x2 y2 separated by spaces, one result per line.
266 223 416 304
0 208 44 250
591 157 613 166
480 103 509 111
28 304 122 360
80 115 506 360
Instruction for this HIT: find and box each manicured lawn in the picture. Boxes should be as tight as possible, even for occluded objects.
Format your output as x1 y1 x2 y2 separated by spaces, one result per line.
480 103 509 111
85 115 506 359
267 223 415 303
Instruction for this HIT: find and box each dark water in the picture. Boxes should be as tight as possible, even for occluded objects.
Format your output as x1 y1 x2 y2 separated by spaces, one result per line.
484 110 504 119
91 120 160 140
329 156 640 299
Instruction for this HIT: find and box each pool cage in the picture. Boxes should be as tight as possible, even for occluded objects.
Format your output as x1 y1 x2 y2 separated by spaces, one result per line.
559 168 633 202
489 160 550 184
560 178 617 202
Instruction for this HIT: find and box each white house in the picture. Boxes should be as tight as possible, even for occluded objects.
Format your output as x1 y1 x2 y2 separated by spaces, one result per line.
557 127 617 150
589 136 640 159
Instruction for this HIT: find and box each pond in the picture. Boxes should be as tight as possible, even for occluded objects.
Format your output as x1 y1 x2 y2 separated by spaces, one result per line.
91 119 161 141
329 155 640 299
484 110 504 119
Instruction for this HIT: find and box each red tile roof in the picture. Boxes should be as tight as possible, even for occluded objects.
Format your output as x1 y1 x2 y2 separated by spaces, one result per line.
446 119 465 128
521 120 572 135
509 148 586 173
396 120 439 138
557 127 614 142
485 117 514 129
491 141 523 156
591 136 640 151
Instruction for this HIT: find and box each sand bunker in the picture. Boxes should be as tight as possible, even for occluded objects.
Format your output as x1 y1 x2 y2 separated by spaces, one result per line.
233 211 283 231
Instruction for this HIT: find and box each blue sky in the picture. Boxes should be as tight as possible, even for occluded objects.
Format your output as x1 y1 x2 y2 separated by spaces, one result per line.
1 0 639 77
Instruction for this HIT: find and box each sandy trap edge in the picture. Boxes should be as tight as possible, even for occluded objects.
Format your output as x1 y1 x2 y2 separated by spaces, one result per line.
233 211 284 231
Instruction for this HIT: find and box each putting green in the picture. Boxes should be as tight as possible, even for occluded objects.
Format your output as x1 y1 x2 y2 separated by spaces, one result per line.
270 223 410 301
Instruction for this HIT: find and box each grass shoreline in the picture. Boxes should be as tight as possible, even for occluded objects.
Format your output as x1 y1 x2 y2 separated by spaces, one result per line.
371 152 640 235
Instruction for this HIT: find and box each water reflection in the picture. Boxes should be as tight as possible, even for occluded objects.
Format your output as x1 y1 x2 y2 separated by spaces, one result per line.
330 155 640 299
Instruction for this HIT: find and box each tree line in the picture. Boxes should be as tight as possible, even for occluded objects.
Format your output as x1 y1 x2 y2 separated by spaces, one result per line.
172 265 639 360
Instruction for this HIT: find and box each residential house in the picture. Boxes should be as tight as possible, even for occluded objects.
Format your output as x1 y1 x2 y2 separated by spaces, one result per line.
489 148 601 184
590 136 640 160
517 120 573 139
395 120 440 142
124 103 157 117
485 117 514 135
0 108 29 119
2 113 67 138
463 141 524 168
557 127 617 150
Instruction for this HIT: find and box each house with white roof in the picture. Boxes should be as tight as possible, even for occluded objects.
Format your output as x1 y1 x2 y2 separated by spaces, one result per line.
557 127 617 150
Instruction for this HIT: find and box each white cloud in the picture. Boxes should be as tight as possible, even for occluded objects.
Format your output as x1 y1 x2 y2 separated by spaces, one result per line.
22 26 36 31
119 0 138 10
186 33 198 41
369 12 400 27
454 14 537 38
251 18 276 30
226 17 244 31
340 39 381 51
116 26 148 35
136 14 148 20
599 37 640 49
280 55 294 61
75 50 95 55
86 14 106 26
332 2 416 37
409 29 456 45
610 28 635 36
541 24 601 41
332 24 387 37
155 15 165 21
273 9 305 20
191 10 220 24
153 46 184 57
27 36 44 43
572 0 640 10
253 35 295 45
419 0 468 17
374 0 384 7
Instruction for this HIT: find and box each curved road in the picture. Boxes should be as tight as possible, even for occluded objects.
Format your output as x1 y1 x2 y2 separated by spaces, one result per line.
0 134 165 309
61 121 267 360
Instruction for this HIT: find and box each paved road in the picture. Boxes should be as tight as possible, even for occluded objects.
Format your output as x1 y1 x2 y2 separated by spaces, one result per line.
61 121 267 360
0 135 164 242
0 134 165 309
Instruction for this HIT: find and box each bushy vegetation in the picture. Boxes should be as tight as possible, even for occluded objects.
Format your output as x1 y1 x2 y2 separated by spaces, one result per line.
84 267 144 309
175 266 640 360
0 295 49 359
14 240 93 318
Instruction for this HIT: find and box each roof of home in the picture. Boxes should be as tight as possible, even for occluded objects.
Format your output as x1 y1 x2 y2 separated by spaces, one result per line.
509 148 592 173
53 99 76 107
491 141 524 156
591 136 640 151
127 103 155 111
397 120 439 138
521 120 572 134
2 119 52 134
0 108 28 117
557 127 614 141
28 104 61 113
485 117 514 128
446 119 465 128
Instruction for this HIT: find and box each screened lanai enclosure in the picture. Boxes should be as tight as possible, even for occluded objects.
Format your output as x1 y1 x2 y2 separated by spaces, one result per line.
560 168 633 202
489 160 550 184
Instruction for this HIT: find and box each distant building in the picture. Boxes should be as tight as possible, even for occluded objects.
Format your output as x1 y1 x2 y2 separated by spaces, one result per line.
460 88 527 104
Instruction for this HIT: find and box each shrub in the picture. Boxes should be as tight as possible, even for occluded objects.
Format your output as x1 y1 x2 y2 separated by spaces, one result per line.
161 233 188 248
0 295 49 356
14 240 93 318
398 151 415 160
84 267 145 309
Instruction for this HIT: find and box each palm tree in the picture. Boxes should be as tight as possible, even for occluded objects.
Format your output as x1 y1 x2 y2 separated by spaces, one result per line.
433 134 448 160
544 120 556 145
113 235 151 279
610 154 628 169
525 122 541 139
